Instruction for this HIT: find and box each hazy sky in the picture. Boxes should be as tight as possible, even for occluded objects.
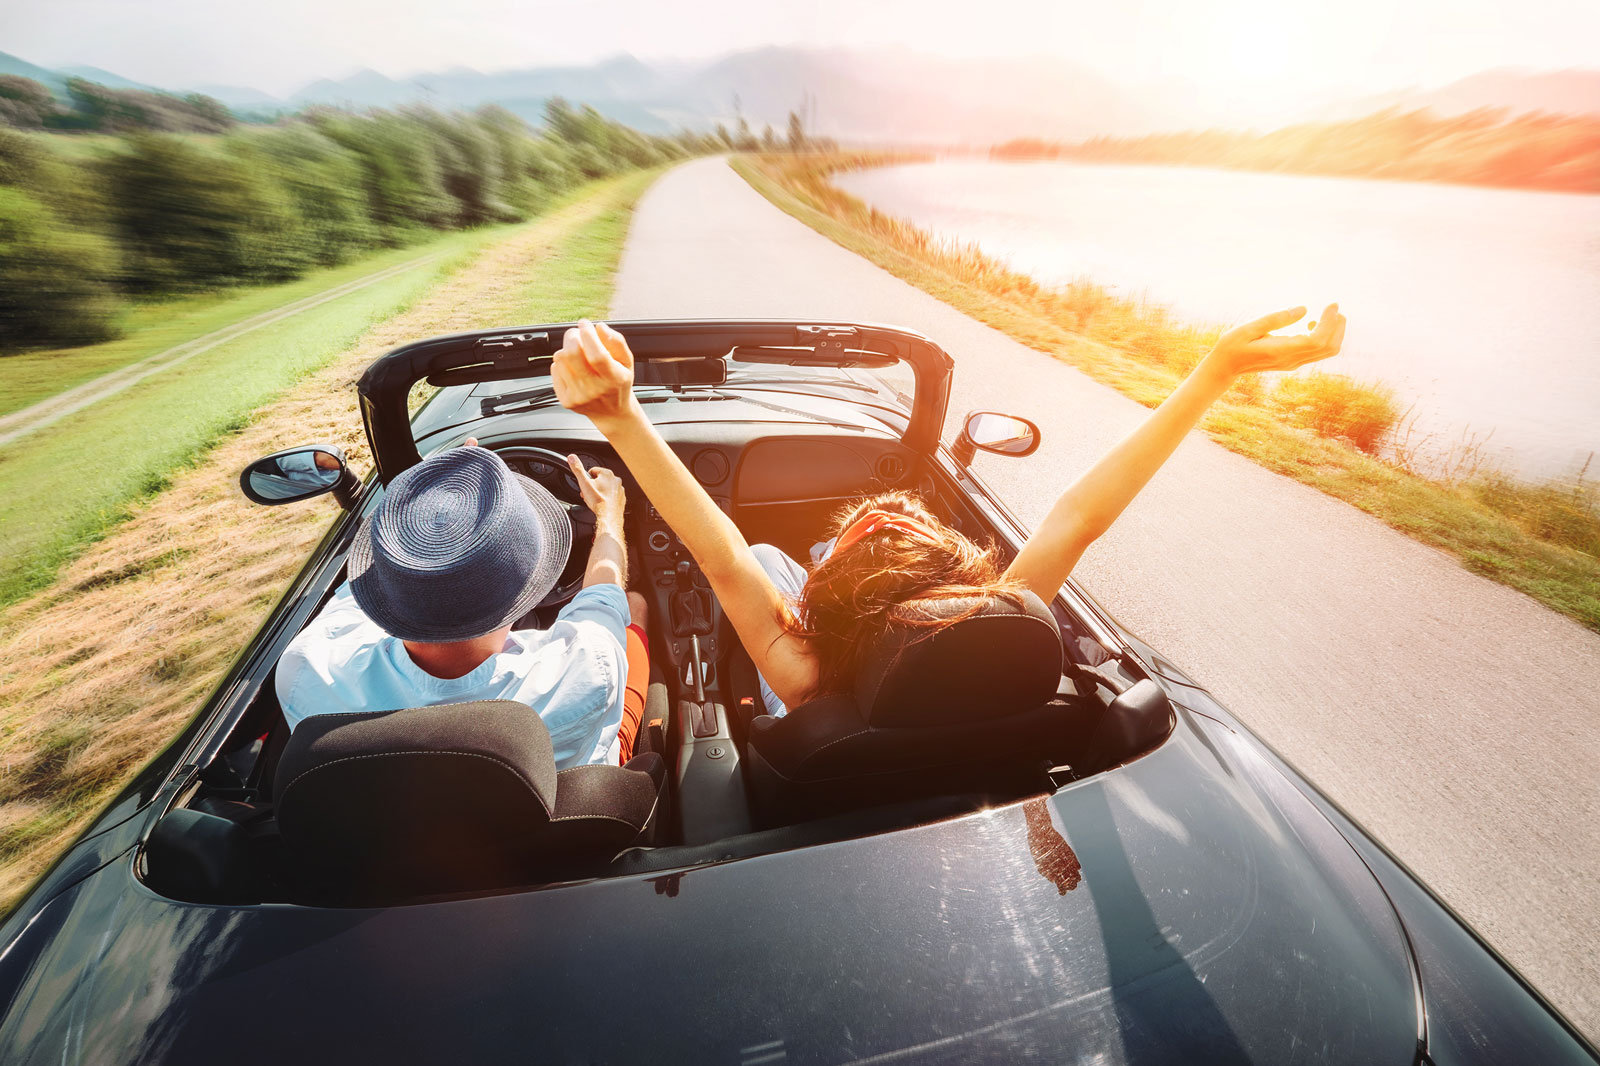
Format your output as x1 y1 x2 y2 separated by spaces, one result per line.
5 0 1596 99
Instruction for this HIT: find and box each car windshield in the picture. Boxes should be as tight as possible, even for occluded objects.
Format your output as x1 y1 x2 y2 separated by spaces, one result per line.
409 350 917 447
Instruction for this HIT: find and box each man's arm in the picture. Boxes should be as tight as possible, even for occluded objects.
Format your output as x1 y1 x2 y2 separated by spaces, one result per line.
566 456 627 589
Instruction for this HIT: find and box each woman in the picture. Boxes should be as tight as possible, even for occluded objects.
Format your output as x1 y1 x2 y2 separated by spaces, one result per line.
553 306 1345 716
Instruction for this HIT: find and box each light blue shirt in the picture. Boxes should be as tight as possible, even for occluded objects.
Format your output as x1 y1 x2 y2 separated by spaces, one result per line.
275 582 631 769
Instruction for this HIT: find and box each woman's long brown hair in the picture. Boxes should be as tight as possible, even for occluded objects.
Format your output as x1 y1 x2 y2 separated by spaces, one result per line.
782 491 1025 699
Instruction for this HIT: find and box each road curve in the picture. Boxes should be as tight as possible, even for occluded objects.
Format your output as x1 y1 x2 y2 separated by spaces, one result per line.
611 158 1600 1036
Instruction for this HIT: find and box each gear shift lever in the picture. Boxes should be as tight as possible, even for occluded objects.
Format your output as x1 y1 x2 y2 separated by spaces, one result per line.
671 559 713 637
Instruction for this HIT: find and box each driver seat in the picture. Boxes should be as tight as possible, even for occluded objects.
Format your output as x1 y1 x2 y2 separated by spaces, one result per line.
743 591 1087 826
275 700 664 903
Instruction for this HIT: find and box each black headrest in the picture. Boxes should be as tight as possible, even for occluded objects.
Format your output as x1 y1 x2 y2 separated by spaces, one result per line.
275 700 558 894
854 591 1063 727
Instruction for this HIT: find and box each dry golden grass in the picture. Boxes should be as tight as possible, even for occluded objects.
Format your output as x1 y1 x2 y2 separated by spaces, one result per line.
0 175 649 908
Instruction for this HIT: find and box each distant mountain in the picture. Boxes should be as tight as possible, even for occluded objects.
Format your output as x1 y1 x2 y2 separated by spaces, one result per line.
289 68 409 110
673 46 1160 141
56 65 156 92
274 47 1165 141
0 50 65 93
191 84 285 112
4 46 1596 142
1407 69 1600 118
1335 68 1600 122
269 50 1600 143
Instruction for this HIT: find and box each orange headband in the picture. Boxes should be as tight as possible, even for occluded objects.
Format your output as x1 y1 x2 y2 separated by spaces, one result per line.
833 508 941 553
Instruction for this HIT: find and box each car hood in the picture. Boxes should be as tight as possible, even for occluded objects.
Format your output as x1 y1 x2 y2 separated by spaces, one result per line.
0 712 1418 1065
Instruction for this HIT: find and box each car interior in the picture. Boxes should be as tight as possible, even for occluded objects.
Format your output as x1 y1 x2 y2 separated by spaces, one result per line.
141 335 1178 909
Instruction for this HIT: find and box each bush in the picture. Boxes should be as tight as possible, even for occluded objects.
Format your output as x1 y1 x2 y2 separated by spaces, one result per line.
313 112 456 238
100 134 306 290
0 77 58 130
2 99 695 351
1465 470 1600 557
1271 371 1401 454
234 126 375 266
0 187 121 348
0 130 109 230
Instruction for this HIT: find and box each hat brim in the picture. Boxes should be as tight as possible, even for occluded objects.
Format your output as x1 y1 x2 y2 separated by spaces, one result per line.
347 471 573 642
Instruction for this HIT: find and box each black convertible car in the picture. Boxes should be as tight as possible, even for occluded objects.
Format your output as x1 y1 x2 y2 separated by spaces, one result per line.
0 320 1592 1065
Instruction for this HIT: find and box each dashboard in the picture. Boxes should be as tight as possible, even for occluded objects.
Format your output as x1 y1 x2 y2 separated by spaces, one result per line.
490 428 923 668
491 428 920 540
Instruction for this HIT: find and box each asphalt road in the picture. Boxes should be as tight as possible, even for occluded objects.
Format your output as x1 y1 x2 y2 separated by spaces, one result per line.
610 158 1600 1037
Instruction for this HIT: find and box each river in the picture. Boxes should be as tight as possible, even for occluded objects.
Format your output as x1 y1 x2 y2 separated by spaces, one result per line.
835 160 1600 480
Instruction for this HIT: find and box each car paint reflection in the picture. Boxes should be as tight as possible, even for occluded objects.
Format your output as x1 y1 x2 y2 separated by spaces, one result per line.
0 718 1419 1065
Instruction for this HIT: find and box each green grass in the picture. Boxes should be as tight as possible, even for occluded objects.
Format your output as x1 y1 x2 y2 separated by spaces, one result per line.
732 153 1600 632
0 233 493 417
503 175 646 322
0 226 512 608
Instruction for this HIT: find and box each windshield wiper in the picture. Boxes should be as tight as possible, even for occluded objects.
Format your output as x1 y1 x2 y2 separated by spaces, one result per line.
640 389 864 430
481 379 904 426
480 388 558 417
722 376 884 394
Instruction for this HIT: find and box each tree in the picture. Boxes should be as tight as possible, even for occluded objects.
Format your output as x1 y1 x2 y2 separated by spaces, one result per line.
0 187 121 348
237 125 375 265
100 134 304 290
0 77 58 130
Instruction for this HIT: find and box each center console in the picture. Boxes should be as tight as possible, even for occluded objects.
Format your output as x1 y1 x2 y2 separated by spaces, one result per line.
637 496 752 844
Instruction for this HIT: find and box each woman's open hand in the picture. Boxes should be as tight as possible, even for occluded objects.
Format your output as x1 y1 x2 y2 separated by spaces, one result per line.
553 319 637 425
1204 303 1346 378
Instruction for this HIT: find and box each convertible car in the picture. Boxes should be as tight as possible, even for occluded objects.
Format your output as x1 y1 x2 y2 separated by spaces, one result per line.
0 320 1592 1065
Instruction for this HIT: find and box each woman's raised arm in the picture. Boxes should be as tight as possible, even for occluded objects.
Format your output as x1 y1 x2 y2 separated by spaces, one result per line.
1004 304 1347 600
552 321 821 707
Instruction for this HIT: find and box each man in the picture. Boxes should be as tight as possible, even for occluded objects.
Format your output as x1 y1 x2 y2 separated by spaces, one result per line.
249 448 342 501
275 442 651 769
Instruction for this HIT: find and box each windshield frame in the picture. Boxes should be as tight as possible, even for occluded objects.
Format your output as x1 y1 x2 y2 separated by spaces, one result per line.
358 319 953 484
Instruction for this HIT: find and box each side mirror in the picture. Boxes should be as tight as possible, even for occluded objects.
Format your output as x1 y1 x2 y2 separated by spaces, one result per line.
951 411 1041 466
240 445 360 509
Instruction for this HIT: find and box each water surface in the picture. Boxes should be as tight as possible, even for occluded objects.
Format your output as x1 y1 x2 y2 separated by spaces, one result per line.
837 160 1600 479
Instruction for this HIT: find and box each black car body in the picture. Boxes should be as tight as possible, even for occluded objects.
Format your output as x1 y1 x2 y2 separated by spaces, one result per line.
0 321 1591 1065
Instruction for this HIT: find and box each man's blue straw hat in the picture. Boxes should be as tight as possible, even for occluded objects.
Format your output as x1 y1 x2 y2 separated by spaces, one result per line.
349 447 571 642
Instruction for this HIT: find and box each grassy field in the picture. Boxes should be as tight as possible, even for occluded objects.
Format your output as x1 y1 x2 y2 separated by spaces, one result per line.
0 235 492 418
0 225 530 609
0 171 657 908
733 153 1600 632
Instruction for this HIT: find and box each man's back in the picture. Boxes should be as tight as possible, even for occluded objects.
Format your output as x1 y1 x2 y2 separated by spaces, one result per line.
276 582 630 769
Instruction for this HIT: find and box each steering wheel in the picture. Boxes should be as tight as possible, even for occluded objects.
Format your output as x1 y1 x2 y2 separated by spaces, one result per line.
493 446 596 609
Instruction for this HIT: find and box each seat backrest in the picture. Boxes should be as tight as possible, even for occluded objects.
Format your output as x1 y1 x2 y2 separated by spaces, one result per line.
275 700 660 901
853 592 1064 726
745 591 1073 823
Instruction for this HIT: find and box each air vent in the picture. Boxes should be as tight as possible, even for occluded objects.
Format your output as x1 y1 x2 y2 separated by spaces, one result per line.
876 454 907 482
692 449 730 486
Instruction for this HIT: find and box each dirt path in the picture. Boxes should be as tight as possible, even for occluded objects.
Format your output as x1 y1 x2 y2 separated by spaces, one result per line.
611 157 1600 1037
0 255 438 449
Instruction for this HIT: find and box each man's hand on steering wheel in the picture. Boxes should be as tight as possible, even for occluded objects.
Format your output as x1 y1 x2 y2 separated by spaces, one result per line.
566 455 626 529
